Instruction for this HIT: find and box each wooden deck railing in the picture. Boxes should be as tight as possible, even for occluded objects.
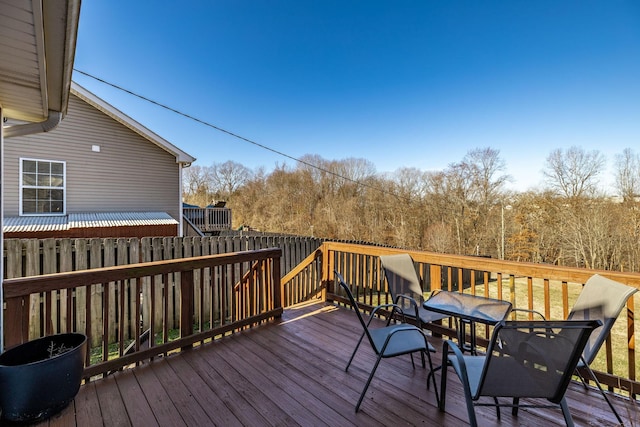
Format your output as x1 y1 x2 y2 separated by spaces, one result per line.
3 248 281 379
3 239 640 399
281 242 640 399
183 207 232 232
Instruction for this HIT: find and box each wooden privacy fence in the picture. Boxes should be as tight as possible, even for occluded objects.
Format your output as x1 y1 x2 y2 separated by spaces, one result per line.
3 248 282 378
3 235 320 344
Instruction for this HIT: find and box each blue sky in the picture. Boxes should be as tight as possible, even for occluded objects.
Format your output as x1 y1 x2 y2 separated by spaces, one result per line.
72 1 640 192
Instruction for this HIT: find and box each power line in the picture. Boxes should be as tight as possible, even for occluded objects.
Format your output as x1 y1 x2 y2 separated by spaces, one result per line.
73 69 409 201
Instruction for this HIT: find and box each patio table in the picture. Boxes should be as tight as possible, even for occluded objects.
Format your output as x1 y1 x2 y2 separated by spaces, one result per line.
423 290 512 354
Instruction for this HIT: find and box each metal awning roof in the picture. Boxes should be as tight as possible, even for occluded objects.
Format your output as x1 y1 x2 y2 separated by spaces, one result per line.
4 212 178 233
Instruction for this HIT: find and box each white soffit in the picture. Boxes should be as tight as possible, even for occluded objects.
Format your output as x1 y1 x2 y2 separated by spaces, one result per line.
0 0 80 121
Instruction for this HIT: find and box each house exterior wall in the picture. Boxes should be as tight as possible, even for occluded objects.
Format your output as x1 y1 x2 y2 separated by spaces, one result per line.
3 95 182 221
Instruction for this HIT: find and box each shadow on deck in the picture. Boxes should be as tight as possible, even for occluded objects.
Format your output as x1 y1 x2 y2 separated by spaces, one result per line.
37 300 638 426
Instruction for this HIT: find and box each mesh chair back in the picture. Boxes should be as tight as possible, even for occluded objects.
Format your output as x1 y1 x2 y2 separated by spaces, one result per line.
479 320 600 403
380 254 425 306
567 274 638 365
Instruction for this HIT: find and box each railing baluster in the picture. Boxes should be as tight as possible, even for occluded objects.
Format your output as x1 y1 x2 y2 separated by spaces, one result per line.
119 280 125 357
135 277 142 355
543 278 550 319
627 297 636 397
527 277 534 315
562 281 569 319
163 273 169 345
150 275 156 350
103 282 109 363
85 283 92 369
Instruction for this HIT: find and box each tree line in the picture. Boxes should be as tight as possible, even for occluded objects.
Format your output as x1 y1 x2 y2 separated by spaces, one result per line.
183 146 640 272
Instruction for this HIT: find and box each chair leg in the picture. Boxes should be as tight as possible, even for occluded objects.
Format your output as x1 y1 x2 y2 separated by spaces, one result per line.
345 331 366 371
580 365 624 425
464 393 478 427
575 367 588 389
559 398 575 427
355 353 384 412
417 320 426 369
427 365 442 391
439 358 448 411
424 349 439 405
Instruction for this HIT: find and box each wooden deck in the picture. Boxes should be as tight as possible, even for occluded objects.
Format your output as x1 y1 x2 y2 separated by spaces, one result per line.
36 300 638 427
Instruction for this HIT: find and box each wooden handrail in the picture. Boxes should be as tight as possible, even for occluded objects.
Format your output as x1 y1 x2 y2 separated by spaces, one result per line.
2 248 282 379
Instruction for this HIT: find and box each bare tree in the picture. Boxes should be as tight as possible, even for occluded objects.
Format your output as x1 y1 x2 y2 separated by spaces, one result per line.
182 165 212 207
211 161 253 199
543 146 605 198
424 221 454 253
614 148 640 201
463 147 510 205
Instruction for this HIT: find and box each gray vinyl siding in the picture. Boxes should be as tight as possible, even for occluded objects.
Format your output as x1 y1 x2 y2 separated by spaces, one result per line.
4 95 182 220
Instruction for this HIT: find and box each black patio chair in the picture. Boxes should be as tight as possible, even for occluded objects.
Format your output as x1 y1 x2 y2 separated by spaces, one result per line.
335 271 438 412
514 274 637 425
567 274 638 425
439 319 601 427
380 254 450 329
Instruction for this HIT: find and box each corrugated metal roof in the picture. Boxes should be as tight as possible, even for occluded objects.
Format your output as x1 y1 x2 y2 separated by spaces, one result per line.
4 215 69 232
3 212 178 233
69 212 178 228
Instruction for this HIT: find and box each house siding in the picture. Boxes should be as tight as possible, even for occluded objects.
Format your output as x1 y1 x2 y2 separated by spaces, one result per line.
4 95 182 221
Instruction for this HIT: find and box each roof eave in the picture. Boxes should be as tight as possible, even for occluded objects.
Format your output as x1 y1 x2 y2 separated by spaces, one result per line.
43 0 82 116
0 0 81 123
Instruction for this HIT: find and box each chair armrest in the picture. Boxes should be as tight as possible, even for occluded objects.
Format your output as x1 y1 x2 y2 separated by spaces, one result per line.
394 294 421 319
443 339 469 376
369 303 407 326
444 339 465 357
511 308 547 320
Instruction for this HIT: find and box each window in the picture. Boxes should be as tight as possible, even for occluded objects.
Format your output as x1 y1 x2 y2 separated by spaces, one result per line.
20 159 66 215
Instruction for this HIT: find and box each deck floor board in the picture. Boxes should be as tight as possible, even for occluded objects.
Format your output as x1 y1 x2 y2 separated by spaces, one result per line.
34 300 638 427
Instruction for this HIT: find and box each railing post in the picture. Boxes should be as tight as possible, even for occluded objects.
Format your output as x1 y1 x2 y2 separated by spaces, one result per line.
509 275 516 308
204 208 210 231
274 255 282 317
323 245 332 300
628 296 636 393
180 270 194 349
4 296 28 348
430 265 442 291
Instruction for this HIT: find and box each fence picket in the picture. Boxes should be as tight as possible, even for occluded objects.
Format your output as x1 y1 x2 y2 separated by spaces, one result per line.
89 239 103 347
104 239 116 342
25 240 40 339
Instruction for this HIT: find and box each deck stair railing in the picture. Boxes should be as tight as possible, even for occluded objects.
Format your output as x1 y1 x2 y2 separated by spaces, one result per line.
183 207 232 233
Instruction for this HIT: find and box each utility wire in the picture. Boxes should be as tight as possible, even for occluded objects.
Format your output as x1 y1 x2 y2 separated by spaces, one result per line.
73 69 410 201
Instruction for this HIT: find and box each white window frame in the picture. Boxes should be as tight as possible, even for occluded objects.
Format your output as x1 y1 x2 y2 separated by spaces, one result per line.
19 158 67 216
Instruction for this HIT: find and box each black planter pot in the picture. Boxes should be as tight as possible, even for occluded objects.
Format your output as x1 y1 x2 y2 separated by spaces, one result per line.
0 333 87 423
